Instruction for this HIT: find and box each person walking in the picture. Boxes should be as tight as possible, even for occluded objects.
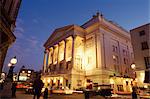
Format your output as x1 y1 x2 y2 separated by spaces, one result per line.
33 75 44 99
11 82 17 98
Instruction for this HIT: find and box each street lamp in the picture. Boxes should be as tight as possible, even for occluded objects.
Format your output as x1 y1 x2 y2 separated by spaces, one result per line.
7 56 17 81
131 63 136 70
10 56 17 65
131 63 136 78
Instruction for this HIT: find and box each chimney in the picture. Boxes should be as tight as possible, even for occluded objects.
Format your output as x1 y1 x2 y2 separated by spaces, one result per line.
96 12 100 16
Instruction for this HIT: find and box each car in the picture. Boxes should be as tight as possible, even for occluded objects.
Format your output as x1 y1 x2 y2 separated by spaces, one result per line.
16 84 28 89
25 86 34 94
52 87 73 95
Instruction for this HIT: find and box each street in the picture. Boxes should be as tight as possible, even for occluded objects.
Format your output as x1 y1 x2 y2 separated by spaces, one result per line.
2 90 148 99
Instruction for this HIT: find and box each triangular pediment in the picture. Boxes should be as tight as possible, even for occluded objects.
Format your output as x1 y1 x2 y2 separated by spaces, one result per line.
44 25 75 48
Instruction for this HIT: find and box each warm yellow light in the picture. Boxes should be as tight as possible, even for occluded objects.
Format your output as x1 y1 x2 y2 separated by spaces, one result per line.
47 78 50 83
66 57 71 61
8 63 12 67
54 61 57 64
10 56 17 65
131 63 136 69
43 79 46 83
28 71 31 73
140 72 145 83
110 78 114 84
54 78 56 83
144 85 148 88
60 77 63 83
112 55 116 59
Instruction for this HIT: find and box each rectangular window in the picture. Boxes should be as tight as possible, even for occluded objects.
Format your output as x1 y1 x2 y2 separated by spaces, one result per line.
112 45 118 53
144 57 150 69
139 30 145 36
141 41 149 50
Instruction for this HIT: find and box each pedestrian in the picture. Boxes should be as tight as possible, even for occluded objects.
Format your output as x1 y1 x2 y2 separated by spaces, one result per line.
0 81 4 90
43 88 48 99
84 89 90 99
50 86 53 95
33 75 44 99
11 82 17 98
132 87 137 99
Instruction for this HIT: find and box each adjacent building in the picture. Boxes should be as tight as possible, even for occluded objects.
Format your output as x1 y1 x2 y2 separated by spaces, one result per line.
42 13 134 93
0 0 22 73
130 23 150 87
18 68 34 82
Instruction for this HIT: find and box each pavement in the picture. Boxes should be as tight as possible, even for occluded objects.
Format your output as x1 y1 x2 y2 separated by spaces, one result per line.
0 90 150 99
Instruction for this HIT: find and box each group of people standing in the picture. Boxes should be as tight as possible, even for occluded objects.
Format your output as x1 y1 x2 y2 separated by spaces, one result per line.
10 74 46 99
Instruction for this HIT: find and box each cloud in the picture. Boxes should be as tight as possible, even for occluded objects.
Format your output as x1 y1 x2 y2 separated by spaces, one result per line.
14 18 25 39
27 36 38 48
33 19 39 24
14 27 24 38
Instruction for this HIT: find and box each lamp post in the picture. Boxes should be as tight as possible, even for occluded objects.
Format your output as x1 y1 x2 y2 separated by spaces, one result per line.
131 63 136 78
7 56 17 82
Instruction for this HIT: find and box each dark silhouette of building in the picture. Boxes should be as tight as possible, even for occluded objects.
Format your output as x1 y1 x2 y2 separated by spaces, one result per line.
0 0 22 73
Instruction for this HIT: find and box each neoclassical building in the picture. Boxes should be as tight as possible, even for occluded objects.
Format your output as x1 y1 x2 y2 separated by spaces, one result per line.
42 13 134 93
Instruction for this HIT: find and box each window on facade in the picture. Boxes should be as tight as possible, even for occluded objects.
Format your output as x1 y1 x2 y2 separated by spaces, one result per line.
117 85 124 91
139 30 145 36
112 45 118 53
144 57 150 69
123 58 128 64
123 49 127 56
141 42 149 50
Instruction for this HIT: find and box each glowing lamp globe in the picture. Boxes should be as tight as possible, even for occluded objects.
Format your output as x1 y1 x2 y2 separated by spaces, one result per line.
131 63 136 69
10 56 17 65
8 63 12 67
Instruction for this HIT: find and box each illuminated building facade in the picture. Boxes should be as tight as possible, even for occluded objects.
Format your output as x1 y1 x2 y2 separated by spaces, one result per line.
0 0 22 73
43 13 134 93
130 23 150 87
18 68 33 82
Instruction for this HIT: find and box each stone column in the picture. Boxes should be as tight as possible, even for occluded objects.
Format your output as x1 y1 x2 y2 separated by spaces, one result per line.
46 50 49 69
43 50 47 73
71 35 76 69
64 40 67 61
51 47 54 64
57 44 60 64
53 46 57 64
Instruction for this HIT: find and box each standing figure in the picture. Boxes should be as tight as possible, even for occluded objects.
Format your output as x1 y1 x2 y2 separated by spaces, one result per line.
11 82 17 98
43 88 48 99
33 75 44 99
132 87 137 99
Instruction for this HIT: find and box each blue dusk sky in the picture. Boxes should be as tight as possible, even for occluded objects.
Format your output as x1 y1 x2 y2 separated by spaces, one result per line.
3 0 150 72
